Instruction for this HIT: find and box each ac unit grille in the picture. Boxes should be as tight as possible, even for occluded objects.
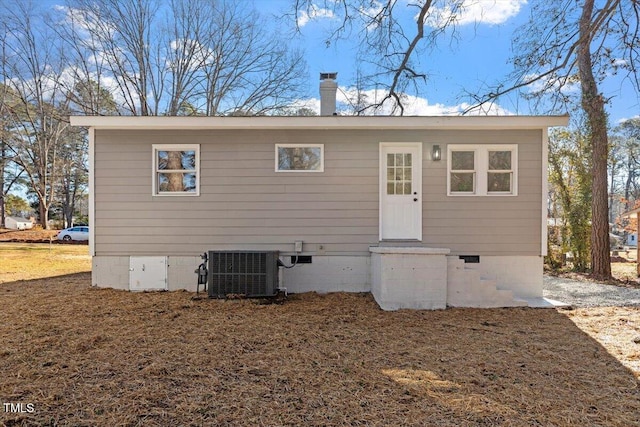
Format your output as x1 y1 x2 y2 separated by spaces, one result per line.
208 251 279 298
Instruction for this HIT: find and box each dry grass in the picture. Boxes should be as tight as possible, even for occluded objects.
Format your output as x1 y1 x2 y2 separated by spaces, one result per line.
547 249 640 288
0 228 60 243
0 243 91 284
1 262 640 426
612 262 639 282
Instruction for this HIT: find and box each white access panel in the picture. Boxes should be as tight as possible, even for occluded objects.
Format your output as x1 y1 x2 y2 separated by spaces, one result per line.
129 256 168 291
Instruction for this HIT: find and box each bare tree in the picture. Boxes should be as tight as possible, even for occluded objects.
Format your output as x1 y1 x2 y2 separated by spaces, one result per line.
64 0 307 116
161 0 229 116
55 126 87 228
0 2 72 229
201 1 307 116
0 84 25 228
66 0 160 115
614 118 640 208
291 0 465 114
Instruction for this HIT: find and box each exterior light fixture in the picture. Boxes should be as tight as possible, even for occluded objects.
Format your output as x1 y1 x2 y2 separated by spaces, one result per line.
432 144 441 161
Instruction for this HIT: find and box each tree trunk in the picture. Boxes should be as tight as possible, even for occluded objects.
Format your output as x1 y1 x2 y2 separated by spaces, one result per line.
578 0 611 279
166 151 184 191
0 193 4 229
624 149 634 209
64 189 72 228
609 162 615 224
39 202 49 230
0 139 5 228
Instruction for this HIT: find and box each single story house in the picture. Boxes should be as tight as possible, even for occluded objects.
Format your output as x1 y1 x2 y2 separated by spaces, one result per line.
70 76 568 310
4 216 34 230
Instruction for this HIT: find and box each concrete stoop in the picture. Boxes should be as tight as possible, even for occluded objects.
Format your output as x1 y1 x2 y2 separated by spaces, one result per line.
369 248 534 311
446 258 528 308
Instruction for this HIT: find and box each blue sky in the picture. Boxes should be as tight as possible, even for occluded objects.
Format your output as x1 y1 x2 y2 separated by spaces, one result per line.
259 0 639 123
33 0 639 123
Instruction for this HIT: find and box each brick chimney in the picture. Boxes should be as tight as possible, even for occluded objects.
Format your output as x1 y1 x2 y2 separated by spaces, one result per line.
319 72 338 116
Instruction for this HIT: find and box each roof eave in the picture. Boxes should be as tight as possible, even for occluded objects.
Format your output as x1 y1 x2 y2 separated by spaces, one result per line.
622 207 640 218
70 115 570 130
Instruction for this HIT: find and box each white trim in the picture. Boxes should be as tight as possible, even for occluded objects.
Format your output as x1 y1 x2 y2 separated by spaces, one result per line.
541 129 549 256
447 144 518 196
275 143 325 172
70 115 570 131
152 144 200 196
88 128 95 257
370 246 450 255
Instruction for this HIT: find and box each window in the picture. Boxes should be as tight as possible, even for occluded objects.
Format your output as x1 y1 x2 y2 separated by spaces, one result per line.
487 150 513 194
450 150 476 194
386 153 413 195
153 144 199 196
448 145 517 196
276 144 324 172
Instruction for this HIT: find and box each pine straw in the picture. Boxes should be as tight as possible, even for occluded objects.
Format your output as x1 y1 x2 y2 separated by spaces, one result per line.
1 274 640 426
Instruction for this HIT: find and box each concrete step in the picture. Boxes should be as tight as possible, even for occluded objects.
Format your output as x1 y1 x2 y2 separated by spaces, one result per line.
447 261 527 308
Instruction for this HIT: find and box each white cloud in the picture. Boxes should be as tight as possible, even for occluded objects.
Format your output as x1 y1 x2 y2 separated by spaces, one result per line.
612 58 628 67
524 72 580 96
296 87 512 116
616 115 640 124
337 86 513 115
56 5 117 40
358 1 385 31
425 0 527 27
297 4 335 27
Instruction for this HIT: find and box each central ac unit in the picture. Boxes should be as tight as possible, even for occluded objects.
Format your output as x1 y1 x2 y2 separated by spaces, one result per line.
208 251 279 298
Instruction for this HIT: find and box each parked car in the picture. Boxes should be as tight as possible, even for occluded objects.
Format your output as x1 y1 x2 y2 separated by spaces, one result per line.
57 226 89 241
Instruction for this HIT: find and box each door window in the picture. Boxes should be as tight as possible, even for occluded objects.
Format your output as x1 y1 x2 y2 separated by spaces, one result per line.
386 153 412 195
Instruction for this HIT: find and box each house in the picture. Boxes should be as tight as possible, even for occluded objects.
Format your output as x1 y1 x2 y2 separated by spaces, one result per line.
626 233 637 247
4 216 34 230
622 207 640 277
70 75 568 310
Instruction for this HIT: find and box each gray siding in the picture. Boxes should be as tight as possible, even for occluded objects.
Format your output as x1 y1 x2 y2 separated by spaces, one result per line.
94 129 543 256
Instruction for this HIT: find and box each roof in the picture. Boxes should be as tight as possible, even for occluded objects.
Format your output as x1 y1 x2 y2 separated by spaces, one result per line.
622 207 640 218
6 216 32 222
70 115 569 131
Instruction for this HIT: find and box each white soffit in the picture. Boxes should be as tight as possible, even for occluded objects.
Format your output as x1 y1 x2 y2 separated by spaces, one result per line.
70 115 569 130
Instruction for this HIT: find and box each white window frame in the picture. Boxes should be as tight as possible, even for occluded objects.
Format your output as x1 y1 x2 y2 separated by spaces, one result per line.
447 144 518 196
152 144 200 196
448 149 476 195
275 144 324 173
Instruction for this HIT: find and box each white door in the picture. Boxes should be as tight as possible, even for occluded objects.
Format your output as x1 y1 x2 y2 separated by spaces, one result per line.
380 143 422 240
129 256 168 291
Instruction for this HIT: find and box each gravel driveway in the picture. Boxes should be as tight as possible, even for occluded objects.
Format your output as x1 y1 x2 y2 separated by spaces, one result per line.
543 275 640 307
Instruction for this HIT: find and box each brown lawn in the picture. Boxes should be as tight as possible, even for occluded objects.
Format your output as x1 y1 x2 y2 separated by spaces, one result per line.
0 243 91 283
0 228 60 243
1 245 639 426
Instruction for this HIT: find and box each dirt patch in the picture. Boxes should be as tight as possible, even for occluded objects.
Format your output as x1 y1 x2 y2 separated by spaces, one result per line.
0 228 62 243
1 274 639 426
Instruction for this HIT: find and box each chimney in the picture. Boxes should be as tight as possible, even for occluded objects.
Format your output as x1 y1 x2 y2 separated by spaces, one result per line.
319 72 338 116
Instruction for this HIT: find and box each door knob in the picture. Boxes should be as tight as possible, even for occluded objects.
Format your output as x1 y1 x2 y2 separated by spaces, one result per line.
413 198 418 202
